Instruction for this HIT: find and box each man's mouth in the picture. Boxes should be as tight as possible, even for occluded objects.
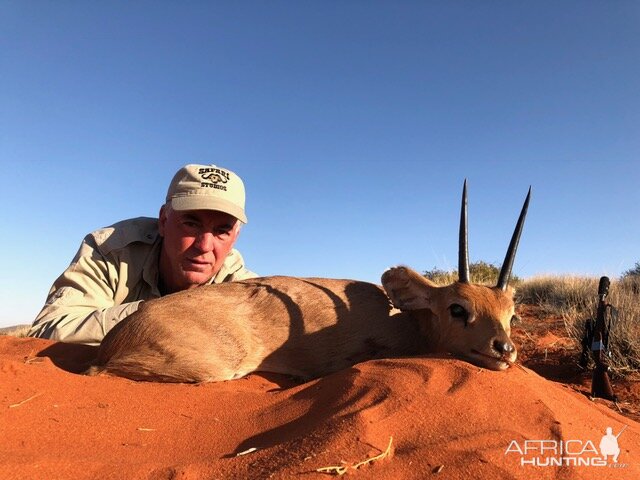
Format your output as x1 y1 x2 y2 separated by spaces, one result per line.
184 258 211 271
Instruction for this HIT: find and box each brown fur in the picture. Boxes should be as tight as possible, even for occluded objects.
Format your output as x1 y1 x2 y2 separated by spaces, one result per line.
90 267 517 383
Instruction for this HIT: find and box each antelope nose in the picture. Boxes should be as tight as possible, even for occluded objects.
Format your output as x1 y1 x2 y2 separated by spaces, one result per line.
493 339 515 355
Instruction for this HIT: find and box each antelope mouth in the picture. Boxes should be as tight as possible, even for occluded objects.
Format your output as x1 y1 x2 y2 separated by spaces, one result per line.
467 349 513 371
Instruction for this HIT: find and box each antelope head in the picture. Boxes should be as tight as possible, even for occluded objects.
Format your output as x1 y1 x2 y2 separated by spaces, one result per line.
382 181 530 370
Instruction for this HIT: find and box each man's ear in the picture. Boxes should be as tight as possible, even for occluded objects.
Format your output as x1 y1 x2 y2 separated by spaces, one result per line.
232 221 241 239
158 205 168 237
381 266 436 311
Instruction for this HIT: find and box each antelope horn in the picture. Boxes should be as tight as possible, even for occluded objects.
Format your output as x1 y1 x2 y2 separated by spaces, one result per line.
496 187 531 290
458 180 470 283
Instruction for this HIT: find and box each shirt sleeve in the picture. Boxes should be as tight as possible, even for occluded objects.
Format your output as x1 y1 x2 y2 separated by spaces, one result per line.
227 266 260 281
28 235 143 345
215 248 260 282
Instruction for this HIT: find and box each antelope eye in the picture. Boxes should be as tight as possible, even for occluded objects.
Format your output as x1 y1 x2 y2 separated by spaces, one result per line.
510 315 520 325
449 304 469 324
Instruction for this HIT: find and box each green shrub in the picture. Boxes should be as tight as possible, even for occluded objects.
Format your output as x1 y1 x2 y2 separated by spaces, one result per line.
424 261 520 286
622 261 640 278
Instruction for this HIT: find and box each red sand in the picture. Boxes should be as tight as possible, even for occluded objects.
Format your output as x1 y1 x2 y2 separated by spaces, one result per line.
1 336 638 479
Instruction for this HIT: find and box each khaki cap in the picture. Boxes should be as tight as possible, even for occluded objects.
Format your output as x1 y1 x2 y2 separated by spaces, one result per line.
166 164 248 223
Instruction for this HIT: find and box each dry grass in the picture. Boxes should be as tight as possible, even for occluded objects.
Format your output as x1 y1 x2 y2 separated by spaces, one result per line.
517 276 640 375
316 436 393 475
0 325 31 338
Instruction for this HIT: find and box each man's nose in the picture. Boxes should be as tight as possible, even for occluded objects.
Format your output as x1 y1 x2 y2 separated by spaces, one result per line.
194 232 215 252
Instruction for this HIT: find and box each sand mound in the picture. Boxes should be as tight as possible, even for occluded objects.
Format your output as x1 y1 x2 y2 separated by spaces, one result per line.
1 336 638 479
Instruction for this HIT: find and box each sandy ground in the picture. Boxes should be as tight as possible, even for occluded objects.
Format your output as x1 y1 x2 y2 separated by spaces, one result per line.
1 333 639 480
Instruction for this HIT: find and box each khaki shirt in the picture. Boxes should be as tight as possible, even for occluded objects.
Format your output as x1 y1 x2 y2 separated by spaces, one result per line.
29 217 257 345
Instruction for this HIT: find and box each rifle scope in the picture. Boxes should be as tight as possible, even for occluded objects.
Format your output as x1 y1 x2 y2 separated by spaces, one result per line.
598 276 610 298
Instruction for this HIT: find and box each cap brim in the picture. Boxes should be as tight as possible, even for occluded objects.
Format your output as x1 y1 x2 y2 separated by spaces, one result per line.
171 195 248 223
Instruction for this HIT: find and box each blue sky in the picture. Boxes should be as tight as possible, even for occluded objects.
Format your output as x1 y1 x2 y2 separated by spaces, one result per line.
1 1 638 327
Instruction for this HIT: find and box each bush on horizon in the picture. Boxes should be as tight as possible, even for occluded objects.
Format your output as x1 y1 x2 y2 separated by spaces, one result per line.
424 261 521 286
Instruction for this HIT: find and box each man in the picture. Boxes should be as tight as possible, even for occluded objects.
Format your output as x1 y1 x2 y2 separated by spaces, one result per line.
28 164 257 345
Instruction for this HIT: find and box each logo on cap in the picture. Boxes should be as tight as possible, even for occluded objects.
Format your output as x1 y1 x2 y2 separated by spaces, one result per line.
199 167 230 191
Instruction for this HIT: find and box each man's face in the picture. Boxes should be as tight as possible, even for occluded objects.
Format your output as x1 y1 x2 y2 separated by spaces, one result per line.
158 206 240 294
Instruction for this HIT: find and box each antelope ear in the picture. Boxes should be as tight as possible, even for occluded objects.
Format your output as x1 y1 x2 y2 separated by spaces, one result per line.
381 266 436 311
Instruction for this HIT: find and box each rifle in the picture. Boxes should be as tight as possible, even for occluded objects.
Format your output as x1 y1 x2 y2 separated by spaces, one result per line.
588 276 617 401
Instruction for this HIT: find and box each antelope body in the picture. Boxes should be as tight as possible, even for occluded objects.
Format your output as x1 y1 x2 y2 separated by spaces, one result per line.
90 183 530 383
93 276 418 382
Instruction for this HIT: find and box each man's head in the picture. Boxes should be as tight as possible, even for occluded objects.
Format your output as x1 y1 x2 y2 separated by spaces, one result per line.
158 164 247 294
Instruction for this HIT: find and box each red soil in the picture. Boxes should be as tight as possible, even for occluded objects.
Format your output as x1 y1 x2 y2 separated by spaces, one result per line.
1 309 638 479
